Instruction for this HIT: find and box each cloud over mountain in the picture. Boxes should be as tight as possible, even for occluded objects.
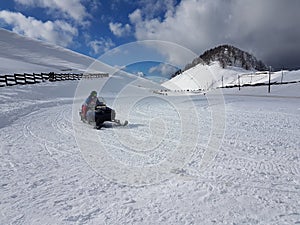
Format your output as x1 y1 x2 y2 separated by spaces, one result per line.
129 0 300 69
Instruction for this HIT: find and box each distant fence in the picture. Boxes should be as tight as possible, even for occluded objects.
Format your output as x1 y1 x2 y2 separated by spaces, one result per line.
82 73 109 79
220 70 300 93
161 70 300 94
0 72 109 87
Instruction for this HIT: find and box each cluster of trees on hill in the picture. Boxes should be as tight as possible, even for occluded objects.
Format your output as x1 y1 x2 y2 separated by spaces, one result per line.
171 45 268 78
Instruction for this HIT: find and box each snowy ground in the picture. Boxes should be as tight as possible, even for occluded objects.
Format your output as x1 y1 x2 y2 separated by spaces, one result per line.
1 79 300 224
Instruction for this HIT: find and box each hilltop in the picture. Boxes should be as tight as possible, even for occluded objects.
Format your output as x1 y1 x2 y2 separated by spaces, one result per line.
184 44 268 72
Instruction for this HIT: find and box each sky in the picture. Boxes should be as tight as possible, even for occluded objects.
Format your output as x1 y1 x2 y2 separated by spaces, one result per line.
0 0 300 79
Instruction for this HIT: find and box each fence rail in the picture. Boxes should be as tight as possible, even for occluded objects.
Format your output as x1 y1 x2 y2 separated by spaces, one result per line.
0 72 109 87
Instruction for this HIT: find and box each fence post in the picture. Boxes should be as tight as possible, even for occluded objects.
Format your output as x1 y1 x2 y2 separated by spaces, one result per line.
238 75 241 90
268 66 271 93
0 75 6 87
221 76 224 88
5 75 9 86
49 72 54 82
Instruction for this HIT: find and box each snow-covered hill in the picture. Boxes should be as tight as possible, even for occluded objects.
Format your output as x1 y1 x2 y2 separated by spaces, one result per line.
163 62 300 91
0 28 106 74
164 44 299 92
163 62 245 90
185 45 268 71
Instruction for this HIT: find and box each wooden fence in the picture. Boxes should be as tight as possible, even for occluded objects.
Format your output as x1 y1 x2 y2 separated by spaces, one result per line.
82 73 109 79
0 72 109 87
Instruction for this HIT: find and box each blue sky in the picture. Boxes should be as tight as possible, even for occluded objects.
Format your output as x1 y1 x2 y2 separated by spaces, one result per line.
0 0 300 77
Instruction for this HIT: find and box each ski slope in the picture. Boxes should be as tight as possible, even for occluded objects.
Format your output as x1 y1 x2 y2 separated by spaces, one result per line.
1 28 300 224
1 77 300 224
163 62 300 91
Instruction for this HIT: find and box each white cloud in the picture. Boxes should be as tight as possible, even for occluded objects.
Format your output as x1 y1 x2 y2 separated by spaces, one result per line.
88 0 101 12
109 22 131 37
129 9 142 24
136 0 177 19
129 0 300 68
129 0 231 63
88 38 115 55
149 63 177 77
0 10 77 47
14 0 88 24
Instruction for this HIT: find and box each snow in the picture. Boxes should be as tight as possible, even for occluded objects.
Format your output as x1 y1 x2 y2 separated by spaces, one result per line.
162 62 248 90
1 29 300 224
0 28 108 74
162 61 300 91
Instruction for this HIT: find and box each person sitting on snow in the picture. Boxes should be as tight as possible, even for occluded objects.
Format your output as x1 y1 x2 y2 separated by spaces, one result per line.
81 90 101 122
81 91 124 129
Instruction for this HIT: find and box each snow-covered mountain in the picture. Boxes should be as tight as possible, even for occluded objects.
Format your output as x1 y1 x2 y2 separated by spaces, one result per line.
163 45 300 91
0 28 106 74
185 44 268 71
163 62 246 91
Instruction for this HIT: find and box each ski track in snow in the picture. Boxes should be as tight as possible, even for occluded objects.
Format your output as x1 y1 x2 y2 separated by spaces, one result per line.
1 83 300 224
